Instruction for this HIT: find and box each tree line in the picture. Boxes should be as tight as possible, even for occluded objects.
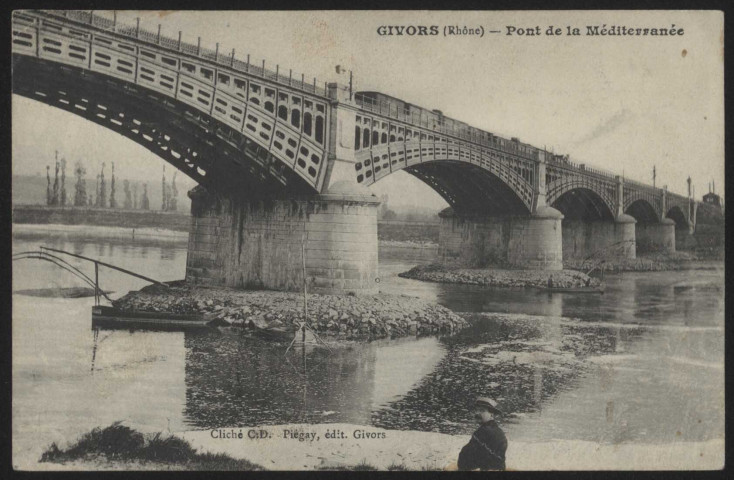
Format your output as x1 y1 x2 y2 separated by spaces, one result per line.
45 152 179 211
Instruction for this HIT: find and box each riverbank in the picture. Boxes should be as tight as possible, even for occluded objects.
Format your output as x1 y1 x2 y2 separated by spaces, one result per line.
564 251 722 272
36 423 723 471
13 223 440 254
112 282 467 339
399 264 597 289
13 222 189 243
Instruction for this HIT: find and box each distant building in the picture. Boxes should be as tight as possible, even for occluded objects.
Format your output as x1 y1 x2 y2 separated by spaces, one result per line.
703 191 721 208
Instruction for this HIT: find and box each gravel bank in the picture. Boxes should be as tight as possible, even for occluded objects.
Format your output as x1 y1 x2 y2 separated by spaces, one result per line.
399 264 597 289
112 283 467 339
564 251 717 272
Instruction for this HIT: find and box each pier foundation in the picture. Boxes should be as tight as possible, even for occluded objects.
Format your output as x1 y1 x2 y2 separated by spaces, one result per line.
562 214 636 260
185 186 380 294
438 206 564 270
636 218 676 253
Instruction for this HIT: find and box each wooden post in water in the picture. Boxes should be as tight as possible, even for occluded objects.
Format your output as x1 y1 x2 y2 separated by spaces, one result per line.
301 234 308 344
301 234 308 419
94 261 99 305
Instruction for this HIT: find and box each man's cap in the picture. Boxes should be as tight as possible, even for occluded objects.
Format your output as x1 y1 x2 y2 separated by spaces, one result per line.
475 396 503 414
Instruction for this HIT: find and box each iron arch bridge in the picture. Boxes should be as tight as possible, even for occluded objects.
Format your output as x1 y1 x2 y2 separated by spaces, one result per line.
13 9 701 224
12 10 333 198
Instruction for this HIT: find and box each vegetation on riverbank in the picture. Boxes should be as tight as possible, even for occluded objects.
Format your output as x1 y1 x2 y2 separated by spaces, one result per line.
39 424 437 471
113 282 468 340
40 423 263 470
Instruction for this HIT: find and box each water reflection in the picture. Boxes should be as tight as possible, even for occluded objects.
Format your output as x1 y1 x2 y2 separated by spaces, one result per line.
370 314 642 435
11 235 725 458
181 329 446 429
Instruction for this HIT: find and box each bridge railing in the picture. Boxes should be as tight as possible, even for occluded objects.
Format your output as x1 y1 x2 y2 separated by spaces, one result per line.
623 177 660 193
353 93 668 190
42 10 333 98
354 92 539 162
546 155 619 182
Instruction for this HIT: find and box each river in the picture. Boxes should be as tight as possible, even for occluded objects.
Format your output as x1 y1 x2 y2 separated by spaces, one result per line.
11 233 725 468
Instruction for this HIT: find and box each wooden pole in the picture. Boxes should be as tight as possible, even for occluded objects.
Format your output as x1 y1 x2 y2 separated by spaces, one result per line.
301 236 308 320
94 261 99 305
301 236 307 394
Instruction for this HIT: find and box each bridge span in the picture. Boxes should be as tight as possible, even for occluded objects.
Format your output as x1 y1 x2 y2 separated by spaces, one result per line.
12 10 710 294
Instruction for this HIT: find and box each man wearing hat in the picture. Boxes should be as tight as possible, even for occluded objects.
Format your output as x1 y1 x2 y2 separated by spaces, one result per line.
457 396 508 471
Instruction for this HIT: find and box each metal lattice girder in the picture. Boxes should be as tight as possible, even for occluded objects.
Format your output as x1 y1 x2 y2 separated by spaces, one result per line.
12 10 332 196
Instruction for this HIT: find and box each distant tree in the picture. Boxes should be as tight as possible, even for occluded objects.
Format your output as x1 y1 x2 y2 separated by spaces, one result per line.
141 183 150 210
132 182 139 209
60 157 67 206
73 161 87 207
379 194 390 219
169 171 178 211
161 166 168 211
382 209 397 221
109 162 117 208
94 173 100 207
98 162 107 208
46 165 52 205
123 179 132 209
51 152 60 206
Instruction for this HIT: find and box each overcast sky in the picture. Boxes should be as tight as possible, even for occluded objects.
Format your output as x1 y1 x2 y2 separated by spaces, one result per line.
12 10 724 207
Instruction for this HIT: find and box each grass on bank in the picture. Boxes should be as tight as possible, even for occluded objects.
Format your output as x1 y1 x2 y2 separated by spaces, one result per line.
41 423 440 471
40 423 263 470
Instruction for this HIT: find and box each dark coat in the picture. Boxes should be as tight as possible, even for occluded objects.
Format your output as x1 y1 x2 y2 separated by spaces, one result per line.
457 420 507 471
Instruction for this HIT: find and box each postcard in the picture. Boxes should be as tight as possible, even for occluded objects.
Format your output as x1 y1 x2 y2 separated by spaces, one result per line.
11 9 724 471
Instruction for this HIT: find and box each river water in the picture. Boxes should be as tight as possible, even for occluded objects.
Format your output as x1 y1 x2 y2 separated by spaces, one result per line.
12 233 725 467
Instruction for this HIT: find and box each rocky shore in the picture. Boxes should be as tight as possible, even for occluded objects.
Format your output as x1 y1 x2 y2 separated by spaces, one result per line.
399 264 597 289
112 282 467 339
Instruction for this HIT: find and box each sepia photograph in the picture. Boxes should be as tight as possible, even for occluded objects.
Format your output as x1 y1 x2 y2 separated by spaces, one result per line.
10 9 725 471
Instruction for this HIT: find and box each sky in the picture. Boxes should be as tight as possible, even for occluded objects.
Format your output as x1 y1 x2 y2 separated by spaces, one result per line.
12 10 725 208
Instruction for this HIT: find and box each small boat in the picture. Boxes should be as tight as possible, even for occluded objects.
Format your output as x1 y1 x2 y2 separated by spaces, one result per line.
536 284 605 294
91 305 211 330
252 325 297 342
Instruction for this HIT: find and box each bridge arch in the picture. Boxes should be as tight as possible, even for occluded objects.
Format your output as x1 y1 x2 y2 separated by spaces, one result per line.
666 205 689 230
403 161 531 216
13 55 319 198
12 11 334 199
551 187 615 222
353 141 534 216
625 198 659 224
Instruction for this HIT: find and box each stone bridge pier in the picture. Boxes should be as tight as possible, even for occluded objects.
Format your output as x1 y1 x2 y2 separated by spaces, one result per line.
635 219 676 253
438 154 564 270
185 185 381 295
558 177 636 261
185 86 382 295
631 188 677 254
438 206 564 270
